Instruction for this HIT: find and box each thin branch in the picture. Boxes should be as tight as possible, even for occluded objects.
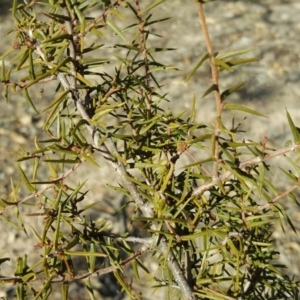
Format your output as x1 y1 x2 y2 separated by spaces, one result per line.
192 144 300 197
258 183 300 212
18 162 82 204
241 143 300 165
0 243 150 284
135 0 152 111
197 1 223 179
0 162 82 215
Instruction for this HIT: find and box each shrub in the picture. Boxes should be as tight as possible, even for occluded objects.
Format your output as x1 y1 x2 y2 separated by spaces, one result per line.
0 0 299 299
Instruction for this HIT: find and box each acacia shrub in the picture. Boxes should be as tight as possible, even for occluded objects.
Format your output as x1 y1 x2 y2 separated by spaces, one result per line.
0 0 299 299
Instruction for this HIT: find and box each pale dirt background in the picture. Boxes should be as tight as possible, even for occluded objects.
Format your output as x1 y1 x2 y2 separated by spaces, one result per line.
1 0 300 299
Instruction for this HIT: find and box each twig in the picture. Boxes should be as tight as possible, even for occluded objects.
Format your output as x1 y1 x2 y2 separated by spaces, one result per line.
135 0 152 111
258 183 300 212
192 144 300 197
197 1 223 179
0 242 150 284
0 162 82 215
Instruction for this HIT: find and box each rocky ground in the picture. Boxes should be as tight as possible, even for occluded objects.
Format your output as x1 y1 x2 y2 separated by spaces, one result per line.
1 0 300 299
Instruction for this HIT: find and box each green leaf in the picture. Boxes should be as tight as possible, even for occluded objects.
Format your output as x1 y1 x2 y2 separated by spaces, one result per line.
42 33 72 44
125 175 154 192
14 257 24 276
41 90 69 113
221 81 245 101
0 257 10 266
0 198 18 206
28 49 35 80
185 53 209 82
42 159 80 164
90 27 105 38
161 163 174 193
285 155 300 175
149 65 177 73
190 94 196 122
82 44 104 54
78 201 100 214
188 134 211 144
147 47 176 53
181 229 225 241
43 12 70 23
86 278 96 300
92 103 125 121
221 163 257 189
50 57 72 75
131 259 140 280
106 20 127 42
79 57 110 67
22 89 39 114
80 151 100 167
0 49 15 73
47 144 76 155
62 282 69 300
257 162 265 193
279 206 297 234
217 48 255 60
224 103 267 117
202 84 218 98
182 157 213 169
24 70 53 89
109 7 125 20
141 0 166 14
136 217 187 226
3 85 8 103
75 72 93 87
227 239 239 257
17 164 36 193
0 216 23 231
1 57 7 82
22 272 36 282
213 57 233 72
88 243 96 272
15 48 30 71
286 110 300 143
114 44 140 51
114 270 134 297
145 17 172 27
64 250 106 257
246 218 276 228
139 119 158 135
226 141 259 147
29 225 42 243
226 57 260 68
43 100 65 131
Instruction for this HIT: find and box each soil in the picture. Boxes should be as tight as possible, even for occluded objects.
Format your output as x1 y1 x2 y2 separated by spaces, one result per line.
0 0 300 299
